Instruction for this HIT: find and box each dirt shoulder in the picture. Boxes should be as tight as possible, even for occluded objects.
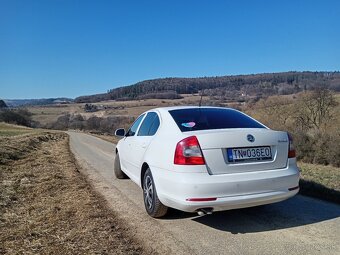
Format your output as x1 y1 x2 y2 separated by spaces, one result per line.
0 131 146 254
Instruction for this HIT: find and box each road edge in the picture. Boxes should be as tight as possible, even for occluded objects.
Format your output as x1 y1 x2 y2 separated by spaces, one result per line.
67 132 193 255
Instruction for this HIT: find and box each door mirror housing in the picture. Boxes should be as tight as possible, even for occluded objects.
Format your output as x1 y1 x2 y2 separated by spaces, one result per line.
115 128 125 137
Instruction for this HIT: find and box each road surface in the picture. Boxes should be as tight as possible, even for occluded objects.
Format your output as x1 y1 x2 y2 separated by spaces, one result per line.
68 131 340 255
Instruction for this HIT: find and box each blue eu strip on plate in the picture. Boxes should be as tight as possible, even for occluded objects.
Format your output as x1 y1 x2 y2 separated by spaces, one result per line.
227 149 233 162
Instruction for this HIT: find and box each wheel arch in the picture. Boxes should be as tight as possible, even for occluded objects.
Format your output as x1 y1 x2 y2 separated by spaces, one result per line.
140 162 149 187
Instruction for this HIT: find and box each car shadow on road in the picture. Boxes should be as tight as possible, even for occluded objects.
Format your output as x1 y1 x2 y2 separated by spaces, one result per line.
162 208 197 220
191 195 340 234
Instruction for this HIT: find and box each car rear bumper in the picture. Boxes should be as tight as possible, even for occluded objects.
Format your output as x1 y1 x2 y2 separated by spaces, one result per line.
151 161 300 212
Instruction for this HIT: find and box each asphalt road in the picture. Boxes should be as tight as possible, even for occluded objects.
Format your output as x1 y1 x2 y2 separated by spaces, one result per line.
68 131 340 255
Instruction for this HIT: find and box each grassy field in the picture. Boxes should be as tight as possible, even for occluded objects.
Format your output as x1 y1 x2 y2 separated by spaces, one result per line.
26 92 340 126
0 127 146 254
0 122 36 137
26 94 209 125
298 162 340 204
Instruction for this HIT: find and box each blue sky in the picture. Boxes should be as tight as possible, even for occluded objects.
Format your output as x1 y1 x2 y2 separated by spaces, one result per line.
0 0 339 99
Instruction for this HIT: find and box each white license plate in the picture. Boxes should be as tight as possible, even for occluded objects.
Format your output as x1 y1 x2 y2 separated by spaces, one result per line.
227 146 272 162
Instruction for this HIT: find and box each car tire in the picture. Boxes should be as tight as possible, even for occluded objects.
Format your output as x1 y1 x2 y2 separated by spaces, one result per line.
143 168 168 218
114 153 128 179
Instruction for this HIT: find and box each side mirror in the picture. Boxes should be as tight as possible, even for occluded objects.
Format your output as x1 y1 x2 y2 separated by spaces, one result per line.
115 128 125 137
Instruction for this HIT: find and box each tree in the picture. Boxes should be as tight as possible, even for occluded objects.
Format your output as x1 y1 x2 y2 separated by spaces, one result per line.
0 100 7 108
294 88 337 131
254 96 294 130
0 109 32 126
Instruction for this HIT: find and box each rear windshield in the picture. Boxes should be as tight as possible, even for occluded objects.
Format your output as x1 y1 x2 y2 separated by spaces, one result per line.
169 108 266 132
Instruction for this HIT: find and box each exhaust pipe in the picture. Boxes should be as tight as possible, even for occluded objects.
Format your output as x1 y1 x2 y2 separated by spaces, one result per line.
197 208 213 216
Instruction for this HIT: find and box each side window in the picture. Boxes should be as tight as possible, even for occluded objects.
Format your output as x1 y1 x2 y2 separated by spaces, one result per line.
126 114 145 137
137 112 160 136
148 115 160 136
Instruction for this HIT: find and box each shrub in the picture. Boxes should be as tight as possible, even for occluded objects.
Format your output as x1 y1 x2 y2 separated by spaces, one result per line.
48 113 134 135
0 109 32 127
52 114 71 130
0 99 7 108
325 133 340 167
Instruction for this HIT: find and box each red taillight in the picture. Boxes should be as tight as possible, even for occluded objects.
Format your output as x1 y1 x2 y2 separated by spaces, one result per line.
288 133 296 158
174 136 205 165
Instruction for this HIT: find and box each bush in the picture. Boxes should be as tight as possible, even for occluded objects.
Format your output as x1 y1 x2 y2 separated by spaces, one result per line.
247 90 339 167
69 114 85 130
312 132 331 165
52 114 71 130
325 133 340 167
292 131 340 166
86 116 101 130
0 99 7 108
48 113 134 135
293 132 315 162
0 109 32 127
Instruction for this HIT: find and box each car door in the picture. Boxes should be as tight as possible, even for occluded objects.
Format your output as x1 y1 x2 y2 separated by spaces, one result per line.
128 112 160 180
119 114 145 180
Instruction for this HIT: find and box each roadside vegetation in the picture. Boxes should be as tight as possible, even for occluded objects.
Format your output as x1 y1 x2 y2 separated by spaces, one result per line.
244 88 340 203
0 126 146 254
246 88 340 167
0 122 35 137
298 162 340 204
0 108 34 127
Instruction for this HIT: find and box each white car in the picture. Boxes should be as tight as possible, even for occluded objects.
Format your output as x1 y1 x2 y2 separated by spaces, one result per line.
114 106 299 218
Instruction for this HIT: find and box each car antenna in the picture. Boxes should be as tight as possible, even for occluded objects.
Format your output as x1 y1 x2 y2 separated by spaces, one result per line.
199 89 204 107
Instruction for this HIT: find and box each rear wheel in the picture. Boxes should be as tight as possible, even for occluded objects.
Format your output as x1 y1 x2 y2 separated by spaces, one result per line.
143 168 168 218
114 153 128 179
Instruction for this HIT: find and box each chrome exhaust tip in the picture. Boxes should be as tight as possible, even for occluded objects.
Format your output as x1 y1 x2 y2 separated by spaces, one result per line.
197 208 213 216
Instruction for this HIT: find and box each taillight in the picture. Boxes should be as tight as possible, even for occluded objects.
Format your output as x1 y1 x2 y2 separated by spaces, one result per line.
174 136 205 165
288 133 296 158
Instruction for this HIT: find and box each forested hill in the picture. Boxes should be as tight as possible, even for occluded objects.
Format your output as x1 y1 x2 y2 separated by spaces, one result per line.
4 98 73 107
74 71 340 103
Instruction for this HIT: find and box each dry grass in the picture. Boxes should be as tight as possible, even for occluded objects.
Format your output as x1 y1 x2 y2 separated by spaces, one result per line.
88 132 122 144
298 162 340 204
27 105 78 125
0 122 35 137
26 94 206 124
0 130 146 254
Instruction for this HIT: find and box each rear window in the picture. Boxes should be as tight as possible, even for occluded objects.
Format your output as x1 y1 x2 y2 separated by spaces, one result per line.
169 108 265 132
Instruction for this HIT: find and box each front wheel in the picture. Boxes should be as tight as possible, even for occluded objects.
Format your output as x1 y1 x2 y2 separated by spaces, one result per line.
143 168 168 218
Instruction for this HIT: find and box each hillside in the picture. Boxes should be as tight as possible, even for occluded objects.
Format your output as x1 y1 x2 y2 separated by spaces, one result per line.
75 71 340 103
4 98 73 107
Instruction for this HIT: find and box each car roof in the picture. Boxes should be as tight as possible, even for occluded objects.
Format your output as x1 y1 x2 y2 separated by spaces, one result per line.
151 106 235 113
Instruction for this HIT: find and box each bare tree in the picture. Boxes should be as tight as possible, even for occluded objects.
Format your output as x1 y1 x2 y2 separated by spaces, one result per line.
294 88 337 130
254 96 294 130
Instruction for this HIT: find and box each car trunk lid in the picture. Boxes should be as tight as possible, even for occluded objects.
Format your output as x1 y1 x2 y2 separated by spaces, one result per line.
192 128 289 175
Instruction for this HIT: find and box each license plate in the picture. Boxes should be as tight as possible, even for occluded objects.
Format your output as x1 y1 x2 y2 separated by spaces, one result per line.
227 146 272 163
